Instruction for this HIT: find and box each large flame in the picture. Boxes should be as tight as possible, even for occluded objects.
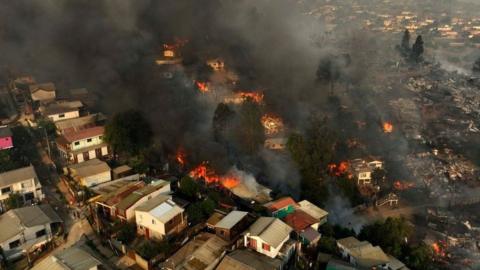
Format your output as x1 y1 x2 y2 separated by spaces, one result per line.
189 162 240 189
239 92 264 104
432 241 446 257
176 148 186 167
261 114 284 135
328 161 351 177
195 81 209 93
383 122 394 133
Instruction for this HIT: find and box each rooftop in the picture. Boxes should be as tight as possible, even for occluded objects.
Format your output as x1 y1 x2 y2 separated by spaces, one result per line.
246 217 292 249
96 181 145 206
181 235 228 270
215 211 248 230
0 165 38 188
0 126 12 137
297 200 328 220
29 82 56 93
69 158 110 178
206 212 225 227
42 100 83 115
337 237 390 268
60 126 104 143
216 249 283 270
54 114 103 134
284 210 318 232
115 180 170 212
264 197 297 212
136 195 184 224
32 245 103 270
0 204 62 243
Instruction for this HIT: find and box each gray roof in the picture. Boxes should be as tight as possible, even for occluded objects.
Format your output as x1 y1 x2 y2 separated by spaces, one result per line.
216 249 282 270
0 126 12 138
29 82 56 93
0 205 62 243
215 211 248 230
69 158 111 178
0 165 37 188
182 235 228 270
136 195 184 224
32 245 103 270
246 217 292 249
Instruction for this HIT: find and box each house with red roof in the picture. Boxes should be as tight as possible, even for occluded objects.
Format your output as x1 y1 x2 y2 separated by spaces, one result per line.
263 197 297 219
56 126 109 163
0 126 13 150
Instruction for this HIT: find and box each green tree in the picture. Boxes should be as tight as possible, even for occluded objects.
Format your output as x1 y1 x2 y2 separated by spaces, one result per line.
317 236 337 254
0 150 20 173
186 203 204 224
359 217 413 257
37 118 57 138
5 192 24 210
403 243 435 270
136 240 170 260
200 197 216 215
116 222 136 245
104 110 153 158
179 176 199 199
411 35 424 63
235 99 265 154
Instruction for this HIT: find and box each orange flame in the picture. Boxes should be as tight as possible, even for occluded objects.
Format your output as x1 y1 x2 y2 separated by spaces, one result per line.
432 242 446 257
195 81 209 93
383 122 393 133
239 92 264 104
328 161 351 177
261 114 284 135
393 181 415 190
189 162 240 189
176 148 186 167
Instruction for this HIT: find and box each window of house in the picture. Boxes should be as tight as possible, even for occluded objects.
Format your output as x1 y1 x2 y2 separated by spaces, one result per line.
1 186 12 194
24 192 34 202
87 138 92 143
99 136 103 140
152 219 155 225
36 229 46 238
262 243 271 252
9 239 21 249
74 141 80 146
59 114 65 118
21 182 32 188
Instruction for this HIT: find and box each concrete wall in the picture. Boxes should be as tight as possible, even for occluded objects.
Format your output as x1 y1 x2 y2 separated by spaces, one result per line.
80 171 112 187
48 111 79 122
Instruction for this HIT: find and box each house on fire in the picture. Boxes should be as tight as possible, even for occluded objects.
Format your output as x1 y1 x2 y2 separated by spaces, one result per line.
56 126 109 163
135 194 187 240
348 158 384 185
244 217 294 259
0 125 13 150
0 165 44 211
0 205 62 260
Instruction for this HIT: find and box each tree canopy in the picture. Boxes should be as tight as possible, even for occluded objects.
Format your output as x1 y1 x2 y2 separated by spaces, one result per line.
411 35 424 62
401 29 411 53
179 176 200 199
104 109 153 157
235 99 265 154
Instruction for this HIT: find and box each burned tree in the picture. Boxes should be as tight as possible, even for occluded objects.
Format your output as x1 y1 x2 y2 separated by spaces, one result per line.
212 103 235 143
473 57 480 73
316 56 341 94
411 35 424 63
400 29 411 55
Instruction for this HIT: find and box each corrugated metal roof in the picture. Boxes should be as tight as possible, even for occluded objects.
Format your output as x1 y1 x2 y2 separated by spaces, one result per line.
62 126 104 143
136 195 184 224
0 165 37 188
183 235 228 270
247 217 292 248
215 211 248 230
116 180 169 212
263 197 297 212
32 246 102 270
216 249 282 270
298 200 328 220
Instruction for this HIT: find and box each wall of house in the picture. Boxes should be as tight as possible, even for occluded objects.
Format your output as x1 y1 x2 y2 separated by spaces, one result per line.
0 178 42 202
0 136 13 150
71 135 104 151
48 111 79 122
80 171 112 187
244 234 288 258
124 185 171 221
0 223 53 260
135 211 167 239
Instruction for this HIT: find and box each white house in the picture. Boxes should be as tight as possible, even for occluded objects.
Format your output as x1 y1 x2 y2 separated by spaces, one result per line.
56 126 109 164
135 195 186 240
337 237 391 270
66 158 111 187
40 101 83 122
115 180 171 221
0 205 62 260
0 165 44 211
244 217 293 258
349 158 384 185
